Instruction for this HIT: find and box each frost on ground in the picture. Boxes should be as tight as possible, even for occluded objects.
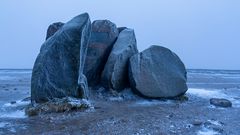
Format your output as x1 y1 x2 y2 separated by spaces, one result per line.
0 100 29 119
197 127 220 135
187 88 240 107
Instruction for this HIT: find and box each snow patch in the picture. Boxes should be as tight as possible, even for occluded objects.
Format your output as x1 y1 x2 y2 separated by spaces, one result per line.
4 100 30 107
187 88 225 98
134 100 172 106
0 122 9 128
0 110 26 118
187 88 240 108
197 127 220 135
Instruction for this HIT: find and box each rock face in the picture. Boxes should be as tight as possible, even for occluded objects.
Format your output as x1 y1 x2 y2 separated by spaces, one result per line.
46 22 64 40
101 29 138 90
210 98 232 107
128 45 188 98
31 13 91 103
84 20 119 86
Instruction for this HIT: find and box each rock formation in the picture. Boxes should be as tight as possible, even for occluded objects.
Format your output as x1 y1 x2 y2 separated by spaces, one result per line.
84 20 119 86
101 28 138 90
128 45 188 98
31 13 91 103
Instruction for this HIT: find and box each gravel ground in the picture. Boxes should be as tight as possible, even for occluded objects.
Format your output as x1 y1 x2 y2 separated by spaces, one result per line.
0 69 240 135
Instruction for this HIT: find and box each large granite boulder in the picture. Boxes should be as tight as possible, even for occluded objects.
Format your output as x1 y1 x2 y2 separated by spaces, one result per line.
31 13 91 103
84 20 119 86
128 45 188 98
46 22 64 40
101 28 138 90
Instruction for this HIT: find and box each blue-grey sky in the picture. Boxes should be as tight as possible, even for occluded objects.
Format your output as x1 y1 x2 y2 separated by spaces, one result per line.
0 0 240 69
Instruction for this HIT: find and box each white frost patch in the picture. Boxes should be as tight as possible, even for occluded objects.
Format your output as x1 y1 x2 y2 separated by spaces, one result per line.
134 100 173 106
187 88 240 108
0 110 26 118
4 100 30 107
187 88 225 98
197 127 220 135
0 122 9 128
109 97 123 101
207 120 223 126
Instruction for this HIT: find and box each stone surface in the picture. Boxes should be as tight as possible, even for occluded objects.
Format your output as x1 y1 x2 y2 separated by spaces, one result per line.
84 20 119 86
101 28 138 90
31 13 91 103
210 98 232 107
46 22 64 40
128 45 188 98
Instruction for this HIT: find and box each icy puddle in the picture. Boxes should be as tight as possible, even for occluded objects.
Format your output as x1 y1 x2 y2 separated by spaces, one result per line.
187 88 240 107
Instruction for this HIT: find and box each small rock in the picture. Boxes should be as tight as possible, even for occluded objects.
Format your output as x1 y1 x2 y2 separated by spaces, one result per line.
192 120 203 126
186 124 193 129
10 101 17 104
210 98 232 108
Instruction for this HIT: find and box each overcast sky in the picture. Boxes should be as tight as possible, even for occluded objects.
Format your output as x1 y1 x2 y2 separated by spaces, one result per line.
0 0 240 70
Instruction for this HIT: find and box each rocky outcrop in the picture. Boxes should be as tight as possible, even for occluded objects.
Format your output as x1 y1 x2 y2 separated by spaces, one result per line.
210 98 232 107
84 20 119 86
128 45 188 98
46 22 64 40
31 13 91 103
101 29 138 90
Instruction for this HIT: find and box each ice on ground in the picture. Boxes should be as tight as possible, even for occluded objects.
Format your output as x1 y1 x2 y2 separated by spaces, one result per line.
197 127 220 135
187 88 225 98
3 100 30 107
0 110 26 118
0 122 9 128
187 88 240 108
207 120 223 126
133 100 173 106
109 97 123 101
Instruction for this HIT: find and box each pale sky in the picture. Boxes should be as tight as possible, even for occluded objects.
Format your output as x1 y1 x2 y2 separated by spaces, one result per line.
0 0 240 70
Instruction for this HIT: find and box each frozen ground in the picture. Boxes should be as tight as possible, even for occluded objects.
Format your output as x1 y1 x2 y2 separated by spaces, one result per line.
0 69 240 135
